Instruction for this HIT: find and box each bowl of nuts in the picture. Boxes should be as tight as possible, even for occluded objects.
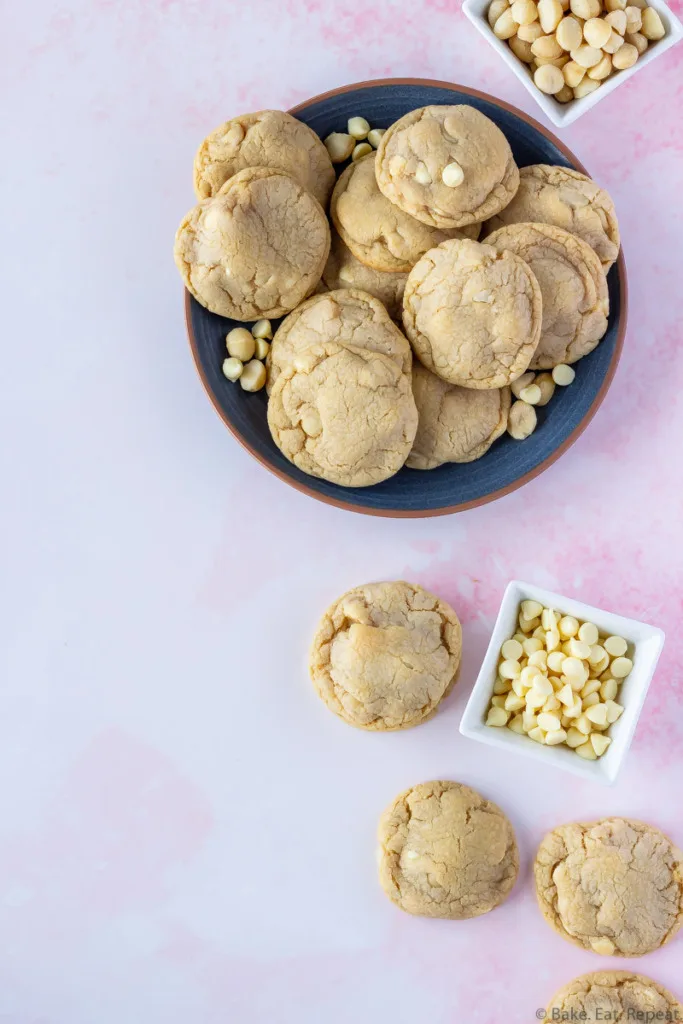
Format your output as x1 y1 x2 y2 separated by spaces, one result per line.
463 0 683 126
460 580 665 783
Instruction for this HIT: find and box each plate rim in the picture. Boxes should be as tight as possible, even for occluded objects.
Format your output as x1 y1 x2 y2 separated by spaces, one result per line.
184 76 628 518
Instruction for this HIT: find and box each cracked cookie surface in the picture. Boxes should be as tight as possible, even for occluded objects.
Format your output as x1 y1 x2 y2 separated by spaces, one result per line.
174 167 330 320
193 109 335 206
322 232 408 321
534 818 683 957
408 362 510 469
486 222 609 370
330 153 478 273
485 164 620 271
309 581 461 730
378 780 519 917
267 344 417 487
546 972 683 1024
403 238 542 389
266 289 412 393
376 105 519 229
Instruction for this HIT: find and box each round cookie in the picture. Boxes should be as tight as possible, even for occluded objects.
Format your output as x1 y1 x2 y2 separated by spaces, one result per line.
402 238 542 389
407 362 510 470
309 581 462 730
378 780 519 918
534 818 683 957
266 289 412 393
193 109 335 206
546 972 683 1024
485 164 620 271
322 233 408 321
486 222 609 369
267 344 418 487
330 153 479 274
174 167 330 320
376 105 519 229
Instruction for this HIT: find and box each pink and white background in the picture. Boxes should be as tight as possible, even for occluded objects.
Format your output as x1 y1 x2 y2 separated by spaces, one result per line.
2 1 683 1021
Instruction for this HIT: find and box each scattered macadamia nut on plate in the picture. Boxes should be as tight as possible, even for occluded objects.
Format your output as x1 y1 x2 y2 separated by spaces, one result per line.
324 132 355 163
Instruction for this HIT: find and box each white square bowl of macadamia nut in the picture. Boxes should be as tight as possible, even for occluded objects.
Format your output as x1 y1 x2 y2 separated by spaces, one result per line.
459 581 665 784
463 0 682 126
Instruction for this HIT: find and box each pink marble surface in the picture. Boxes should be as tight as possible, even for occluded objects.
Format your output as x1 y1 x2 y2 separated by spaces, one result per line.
2 1 683 1021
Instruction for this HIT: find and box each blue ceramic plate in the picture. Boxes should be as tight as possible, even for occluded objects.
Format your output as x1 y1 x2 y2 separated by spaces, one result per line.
186 79 627 517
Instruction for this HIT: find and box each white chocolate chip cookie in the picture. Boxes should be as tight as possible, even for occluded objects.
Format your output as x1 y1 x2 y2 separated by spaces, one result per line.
376 105 519 229
378 780 519 917
310 581 461 730
322 232 408 321
546 972 683 1024
535 818 683 956
486 222 609 369
174 167 330 320
267 343 418 487
402 238 542 388
407 362 511 469
266 289 412 393
485 165 620 271
330 153 479 274
193 109 335 206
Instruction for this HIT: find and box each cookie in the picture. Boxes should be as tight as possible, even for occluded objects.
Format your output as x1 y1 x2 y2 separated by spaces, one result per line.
485 164 620 271
266 289 412 393
330 153 479 274
193 109 335 207
309 581 461 730
486 222 609 369
174 167 330 321
535 818 683 957
402 238 542 389
546 972 683 1024
407 362 510 470
267 344 418 487
322 232 408 321
376 105 519 229
378 780 519 918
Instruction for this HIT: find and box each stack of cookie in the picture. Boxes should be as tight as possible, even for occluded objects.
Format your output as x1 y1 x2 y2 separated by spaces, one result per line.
174 104 620 488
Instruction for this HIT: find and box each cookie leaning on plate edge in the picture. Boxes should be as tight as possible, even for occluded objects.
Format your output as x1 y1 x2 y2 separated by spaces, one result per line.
183 77 630 520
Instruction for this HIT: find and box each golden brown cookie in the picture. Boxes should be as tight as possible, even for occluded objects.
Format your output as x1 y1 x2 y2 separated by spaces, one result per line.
486 222 609 369
266 289 412 393
322 233 408 321
174 167 330 320
534 818 683 957
545 972 683 1024
407 362 510 469
485 164 620 271
402 238 542 389
267 344 418 487
376 105 519 229
330 153 479 273
193 109 335 206
309 581 461 730
378 780 519 918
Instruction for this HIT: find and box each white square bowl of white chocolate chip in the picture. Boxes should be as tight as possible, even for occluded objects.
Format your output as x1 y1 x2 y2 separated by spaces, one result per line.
464 0 683 126
460 580 665 783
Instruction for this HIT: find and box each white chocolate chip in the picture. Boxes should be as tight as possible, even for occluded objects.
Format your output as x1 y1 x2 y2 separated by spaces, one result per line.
493 676 512 693
300 408 323 436
526 687 548 710
578 622 599 646
583 692 600 707
502 638 524 660
553 363 576 385
512 677 527 696
605 699 624 723
523 637 544 655
534 63 565 93
348 116 371 139
487 706 510 727
491 695 508 708
557 683 575 707
511 371 536 399
324 132 355 163
442 161 465 187
508 714 526 734
505 692 526 712
566 727 585 748
538 711 562 732
226 326 256 362
240 359 267 392
351 142 373 161
473 290 494 303
558 615 579 638
545 728 568 745
415 162 432 185
591 733 612 756
576 714 592 735
576 741 597 760
543 695 561 712
222 356 243 381
568 638 591 659
581 678 601 698
611 656 633 678
586 702 608 726
367 128 386 148
600 678 618 701
546 628 561 652
612 41 639 66
522 709 538 732
541 607 558 630
528 650 548 670
520 383 542 405
588 644 607 666
499 658 522 679
522 600 543 619
604 635 628 657
528 726 547 744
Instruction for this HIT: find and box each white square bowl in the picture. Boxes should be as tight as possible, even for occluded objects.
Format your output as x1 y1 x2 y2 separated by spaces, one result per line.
459 580 665 784
463 0 683 127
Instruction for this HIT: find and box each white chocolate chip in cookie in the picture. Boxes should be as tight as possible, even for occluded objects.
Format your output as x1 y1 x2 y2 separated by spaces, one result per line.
415 162 433 185
442 162 465 187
